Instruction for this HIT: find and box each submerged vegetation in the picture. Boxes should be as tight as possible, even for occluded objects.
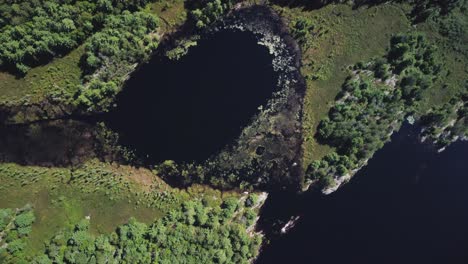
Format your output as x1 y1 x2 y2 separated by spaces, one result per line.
0 0 466 262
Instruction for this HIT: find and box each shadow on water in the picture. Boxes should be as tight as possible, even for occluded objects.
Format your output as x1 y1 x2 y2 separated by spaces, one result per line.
257 124 468 264
104 30 278 164
0 120 100 167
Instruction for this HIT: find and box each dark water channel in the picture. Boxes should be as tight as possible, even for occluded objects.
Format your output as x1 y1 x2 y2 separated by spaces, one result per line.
105 30 277 163
257 124 468 264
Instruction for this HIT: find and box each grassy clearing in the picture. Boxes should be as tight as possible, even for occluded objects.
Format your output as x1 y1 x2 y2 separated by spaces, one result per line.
0 162 169 256
0 0 188 110
415 7 468 114
0 160 244 257
416 48 466 115
147 0 188 32
273 3 412 167
0 46 84 105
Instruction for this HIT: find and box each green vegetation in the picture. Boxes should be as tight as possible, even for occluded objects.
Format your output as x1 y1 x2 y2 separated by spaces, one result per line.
279 0 464 22
0 0 154 75
155 155 275 190
0 162 165 255
414 1 467 113
274 0 467 187
190 0 236 29
420 87 468 149
0 196 261 264
163 0 238 60
0 161 264 262
387 33 441 104
0 0 466 261
306 33 442 188
290 16 316 48
0 205 35 263
0 0 99 75
408 0 465 22
82 12 159 73
272 3 413 166
147 0 187 32
166 36 200 60
0 45 83 105
0 0 190 120
76 11 159 111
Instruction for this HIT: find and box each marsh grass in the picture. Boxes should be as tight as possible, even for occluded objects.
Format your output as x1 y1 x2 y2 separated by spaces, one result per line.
0 46 84 105
0 162 166 255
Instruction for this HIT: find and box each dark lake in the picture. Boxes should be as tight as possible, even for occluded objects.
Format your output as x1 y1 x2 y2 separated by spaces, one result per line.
105 30 277 163
257 124 468 264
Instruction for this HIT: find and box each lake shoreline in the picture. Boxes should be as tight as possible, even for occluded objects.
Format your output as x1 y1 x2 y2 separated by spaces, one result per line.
255 123 468 263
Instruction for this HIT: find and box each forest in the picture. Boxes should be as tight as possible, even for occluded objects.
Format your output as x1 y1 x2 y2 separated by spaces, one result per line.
0 205 35 262
0 0 153 74
0 0 160 113
306 33 443 187
76 11 159 110
420 88 468 149
0 196 261 264
0 0 466 263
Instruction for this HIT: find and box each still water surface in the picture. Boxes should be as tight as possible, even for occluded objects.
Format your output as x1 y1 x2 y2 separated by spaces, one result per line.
257 124 468 264
105 30 277 163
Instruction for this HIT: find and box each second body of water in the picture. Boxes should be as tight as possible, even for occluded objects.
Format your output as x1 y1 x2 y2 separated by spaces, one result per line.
257 124 468 264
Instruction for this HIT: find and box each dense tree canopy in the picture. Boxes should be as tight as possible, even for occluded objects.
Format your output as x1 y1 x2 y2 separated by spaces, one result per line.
189 0 238 29
420 87 468 148
0 0 154 75
0 205 35 263
0 198 262 264
75 11 159 111
307 33 442 187
83 11 159 72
